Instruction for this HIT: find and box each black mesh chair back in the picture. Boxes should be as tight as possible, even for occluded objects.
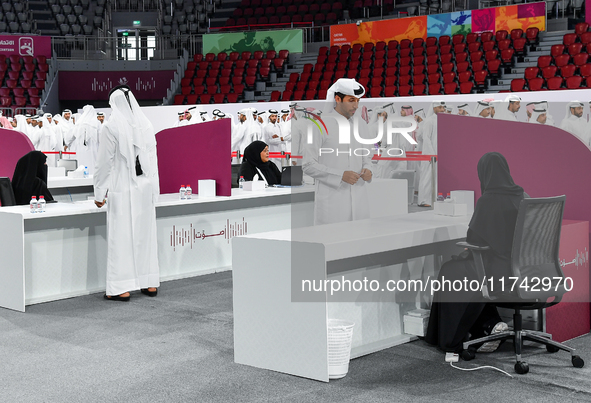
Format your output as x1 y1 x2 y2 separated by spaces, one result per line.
511 196 566 300
0 176 15 206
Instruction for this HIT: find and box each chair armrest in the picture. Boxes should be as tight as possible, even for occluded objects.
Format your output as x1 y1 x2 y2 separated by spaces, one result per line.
457 241 490 251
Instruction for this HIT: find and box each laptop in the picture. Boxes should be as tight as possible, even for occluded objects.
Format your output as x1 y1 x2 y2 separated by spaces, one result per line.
281 166 303 186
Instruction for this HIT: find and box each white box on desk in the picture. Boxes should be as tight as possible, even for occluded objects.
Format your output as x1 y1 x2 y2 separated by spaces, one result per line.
434 202 467 216
403 315 429 337
198 180 216 197
450 190 474 215
242 180 265 191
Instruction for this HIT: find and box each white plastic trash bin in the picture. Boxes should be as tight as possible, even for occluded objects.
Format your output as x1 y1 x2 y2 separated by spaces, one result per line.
327 319 355 379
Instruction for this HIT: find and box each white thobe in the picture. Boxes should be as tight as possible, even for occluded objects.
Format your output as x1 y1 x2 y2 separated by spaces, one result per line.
264 122 285 170
560 115 589 145
303 110 373 225
93 124 160 296
417 114 438 206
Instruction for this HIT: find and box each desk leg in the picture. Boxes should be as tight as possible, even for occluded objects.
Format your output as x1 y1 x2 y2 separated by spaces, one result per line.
0 214 25 312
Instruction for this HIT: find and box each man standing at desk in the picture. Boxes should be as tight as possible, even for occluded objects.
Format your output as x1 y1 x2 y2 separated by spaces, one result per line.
302 78 373 225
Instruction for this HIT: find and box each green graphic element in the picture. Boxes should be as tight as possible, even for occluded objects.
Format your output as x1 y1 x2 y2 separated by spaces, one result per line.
203 29 303 54
305 116 324 135
452 24 471 36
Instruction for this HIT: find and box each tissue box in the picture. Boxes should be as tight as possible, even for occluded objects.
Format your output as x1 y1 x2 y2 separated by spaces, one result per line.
198 180 216 197
434 201 467 216
242 180 266 191
403 309 430 337
450 190 475 215
67 169 84 178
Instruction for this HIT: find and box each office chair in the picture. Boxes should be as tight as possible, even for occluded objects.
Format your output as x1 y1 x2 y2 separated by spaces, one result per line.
457 196 584 374
0 177 16 206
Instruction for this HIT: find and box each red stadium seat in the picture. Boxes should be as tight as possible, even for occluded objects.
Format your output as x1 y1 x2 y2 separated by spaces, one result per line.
376 41 386 51
575 22 589 36
293 90 304 100
173 94 185 105
281 90 292 101
27 88 39 97
566 76 583 89
526 27 540 45
580 63 591 77
551 44 565 58
527 77 544 91
513 38 526 55
487 59 501 76
428 83 442 95
414 74 426 84
440 44 452 55
442 72 456 84
470 51 483 62
207 85 218 94
426 37 437 47
452 34 464 45
6 79 17 89
413 84 426 95
474 70 488 87
459 81 474 94
199 94 212 104
456 61 470 73
501 49 515 66
14 96 27 107
471 60 485 72
0 96 11 107
398 85 411 96
399 65 411 76
524 67 539 80
412 47 424 57
400 39 411 49
563 33 577 46
439 35 451 46
386 66 397 76
384 86 397 97
370 87 382 97
481 41 495 53
387 40 399 49
455 52 468 63
426 46 438 56
213 94 225 103
305 89 317 100
285 82 295 92
546 76 563 90
458 71 472 83
226 93 239 103
8 71 19 80
496 30 508 42
510 29 523 40
427 64 440 74
36 71 46 81
468 42 481 53
444 82 458 94
244 76 256 89
399 75 411 86
497 39 511 51
193 54 203 63
480 32 494 42
220 83 231 92
186 94 198 104
559 64 576 78
454 43 466 54
181 86 191 95
537 55 553 69
399 57 411 66
485 50 499 61
568 43 583 56
554 54 571 67
229 52 239 61
427 73 440 84
334 70 346 80
581 32 591 45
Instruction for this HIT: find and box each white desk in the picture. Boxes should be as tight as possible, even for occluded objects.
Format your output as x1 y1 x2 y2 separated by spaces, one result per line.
232 212 471 382
47 176 95 202
0 187 315 312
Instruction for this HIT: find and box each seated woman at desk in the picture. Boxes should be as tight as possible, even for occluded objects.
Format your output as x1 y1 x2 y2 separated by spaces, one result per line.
11 150 54 205
426 152 524 357
238 140 282 186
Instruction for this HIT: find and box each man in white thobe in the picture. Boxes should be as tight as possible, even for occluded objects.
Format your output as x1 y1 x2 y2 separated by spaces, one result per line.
303 78 373 225
560 101 588 143
263 109 286 170
417 100 446 207
94 85 160 301
457 103 471 116
66 105 101 175
474 101 492 118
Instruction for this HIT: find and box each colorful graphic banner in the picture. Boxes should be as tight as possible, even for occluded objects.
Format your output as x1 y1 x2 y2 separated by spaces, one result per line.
0 35 51 57
203 29 303 54
58 70 174 100
330 2 545 44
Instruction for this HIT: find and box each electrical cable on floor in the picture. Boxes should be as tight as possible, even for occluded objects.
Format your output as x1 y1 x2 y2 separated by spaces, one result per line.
450 361 514 378
67 188 73 202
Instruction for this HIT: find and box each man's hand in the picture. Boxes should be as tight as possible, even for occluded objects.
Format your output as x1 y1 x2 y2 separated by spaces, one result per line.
360 168 372 182
64 146 68 151
342 171 360 185
272 134 279 138
94 200 105 208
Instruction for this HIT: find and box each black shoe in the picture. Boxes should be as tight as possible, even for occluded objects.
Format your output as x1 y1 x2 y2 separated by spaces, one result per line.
104 293 131 302
141 288 158 297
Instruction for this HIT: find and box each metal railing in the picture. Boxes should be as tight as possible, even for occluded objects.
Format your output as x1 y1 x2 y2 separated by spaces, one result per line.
51 35 201 60
111 0 162 12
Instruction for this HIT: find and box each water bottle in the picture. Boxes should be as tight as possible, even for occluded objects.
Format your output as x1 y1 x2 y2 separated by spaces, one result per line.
239 176 245 189
38 195 46 213
84 166 89 178
437 193 444 202
180 185 186 200
185 184 192 199
30 196 37 213
445 193 452 202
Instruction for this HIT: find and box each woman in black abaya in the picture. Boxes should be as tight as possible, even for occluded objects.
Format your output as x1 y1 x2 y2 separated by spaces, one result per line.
238 140 282 186
11 151 54 205
425 152 525 355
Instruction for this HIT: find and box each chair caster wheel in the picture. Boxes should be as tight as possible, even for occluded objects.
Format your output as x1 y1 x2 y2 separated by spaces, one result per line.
515 361 529 374
546 344 559 353
572 355 585 368
461 349 475 361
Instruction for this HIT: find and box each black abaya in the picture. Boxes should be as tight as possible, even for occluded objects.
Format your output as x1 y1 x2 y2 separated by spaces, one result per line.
238 140 282 185
425 152 524 353
11 151 54 205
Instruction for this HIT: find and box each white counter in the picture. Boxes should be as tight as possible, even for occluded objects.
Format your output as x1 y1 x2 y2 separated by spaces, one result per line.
232 211 471 382
0 186 316 312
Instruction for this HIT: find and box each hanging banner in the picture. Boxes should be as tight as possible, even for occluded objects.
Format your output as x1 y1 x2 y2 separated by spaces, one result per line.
0 35 51 58
331 2 545 44
203 29 303 54
58 70 174 100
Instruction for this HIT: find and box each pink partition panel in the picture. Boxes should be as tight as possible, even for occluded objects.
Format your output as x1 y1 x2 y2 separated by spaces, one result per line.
438 114 591 227
0 129 34 179
155 119 231 197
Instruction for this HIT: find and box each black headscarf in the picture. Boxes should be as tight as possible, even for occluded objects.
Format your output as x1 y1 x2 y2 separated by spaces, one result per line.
11 151 54 205
239 140 281 185
468 152 524 257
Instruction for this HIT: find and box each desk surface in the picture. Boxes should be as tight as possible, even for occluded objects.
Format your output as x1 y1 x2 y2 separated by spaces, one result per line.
0 186 315 220
47 176 94 189
239 211 471 261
